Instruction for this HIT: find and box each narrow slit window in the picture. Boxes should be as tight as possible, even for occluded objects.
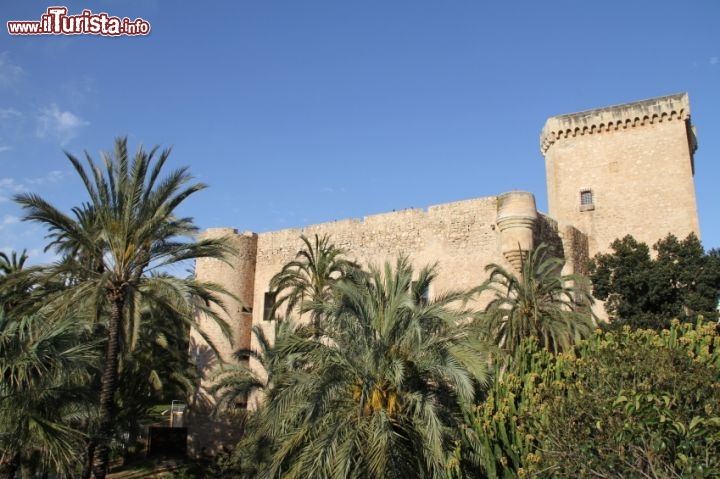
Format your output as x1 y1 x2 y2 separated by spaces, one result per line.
263 292 276 321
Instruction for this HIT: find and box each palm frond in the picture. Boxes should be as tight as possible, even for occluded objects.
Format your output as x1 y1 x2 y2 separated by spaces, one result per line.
478 243 596 356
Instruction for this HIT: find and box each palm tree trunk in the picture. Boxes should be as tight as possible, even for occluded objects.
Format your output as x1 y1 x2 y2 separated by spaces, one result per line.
81 439 95 479
92 295 124 479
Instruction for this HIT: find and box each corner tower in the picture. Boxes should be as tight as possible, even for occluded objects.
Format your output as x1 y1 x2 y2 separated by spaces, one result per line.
541 93 700 256
188 228 257 455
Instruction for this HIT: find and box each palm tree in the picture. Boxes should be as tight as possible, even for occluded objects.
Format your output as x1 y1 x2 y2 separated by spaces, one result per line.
256 256 490 479
269 234 359 322
111 277 203 459
210 320 296 412
14 137 233 479
207 321 306 478
478 243 595 356
0 250 31 313
0 250 28 276
0 310 98 478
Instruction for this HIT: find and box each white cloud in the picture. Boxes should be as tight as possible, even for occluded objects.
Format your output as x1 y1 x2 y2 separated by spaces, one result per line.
0 177 25 202
0 171 68 202
25 170 65 185
0 214 19 230
0 108 24 150
35 103 89 145
711 56 719 65
0 52 24 88
0 108 22 121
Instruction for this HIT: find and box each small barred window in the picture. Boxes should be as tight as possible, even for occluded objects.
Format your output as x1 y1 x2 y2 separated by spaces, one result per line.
580 190 593 206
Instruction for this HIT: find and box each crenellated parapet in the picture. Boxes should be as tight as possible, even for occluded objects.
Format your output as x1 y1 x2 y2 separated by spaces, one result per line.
187 93 701 456
540 93 695 154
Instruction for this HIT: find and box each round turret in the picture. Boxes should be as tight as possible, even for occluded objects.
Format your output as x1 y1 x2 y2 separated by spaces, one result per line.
496 191 538 270
195 228 258 361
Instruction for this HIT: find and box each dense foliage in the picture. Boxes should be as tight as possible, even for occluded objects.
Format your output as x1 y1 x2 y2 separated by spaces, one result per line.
456 320 720 478
1 138 230 479
210 241 601 478
478 243 595 356
213 257 491 479
0 311 98 478
589 233 720 327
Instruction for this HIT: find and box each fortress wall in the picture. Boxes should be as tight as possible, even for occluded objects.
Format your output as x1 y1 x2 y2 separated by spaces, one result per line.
248 196 519 351
534 215 589 275
189 93 702 453
559 223 590 276
534 214 564 257
254 196 504 301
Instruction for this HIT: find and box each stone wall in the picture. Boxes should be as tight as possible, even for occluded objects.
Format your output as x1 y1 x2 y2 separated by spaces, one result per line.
542 93 700 257
188 93 700 454
243 193 563 407
189 191 573 420
250 196 508 354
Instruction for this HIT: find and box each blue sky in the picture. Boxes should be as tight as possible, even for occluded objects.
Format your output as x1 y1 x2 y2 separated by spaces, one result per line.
1 1 719 265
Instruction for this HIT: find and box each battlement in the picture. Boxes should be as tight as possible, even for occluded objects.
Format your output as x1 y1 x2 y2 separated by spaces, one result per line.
190 93 701 455
540 93 694 154
541 92 699 258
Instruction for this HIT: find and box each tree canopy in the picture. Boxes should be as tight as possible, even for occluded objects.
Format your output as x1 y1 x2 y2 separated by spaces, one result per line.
214 255 491 479
13 137 232 479
478 243 596 356
588 233 720 327
454 320 720 478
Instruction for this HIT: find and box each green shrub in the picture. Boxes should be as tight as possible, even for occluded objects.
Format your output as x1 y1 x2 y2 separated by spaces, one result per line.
457 320 720 478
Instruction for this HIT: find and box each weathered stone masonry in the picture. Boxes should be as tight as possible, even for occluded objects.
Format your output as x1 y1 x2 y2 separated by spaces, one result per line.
188 93 701 453
542 93 699 257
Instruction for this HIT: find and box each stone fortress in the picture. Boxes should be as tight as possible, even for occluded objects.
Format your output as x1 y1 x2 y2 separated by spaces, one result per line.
188 93 700 452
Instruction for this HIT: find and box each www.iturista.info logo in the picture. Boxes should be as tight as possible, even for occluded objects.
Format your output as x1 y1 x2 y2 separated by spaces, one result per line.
7 6 150 36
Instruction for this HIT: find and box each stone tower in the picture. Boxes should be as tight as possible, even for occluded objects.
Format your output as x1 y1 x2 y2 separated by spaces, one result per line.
188 228 258 454
186 94 704 455
540 93 700 256
192 228 257 368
